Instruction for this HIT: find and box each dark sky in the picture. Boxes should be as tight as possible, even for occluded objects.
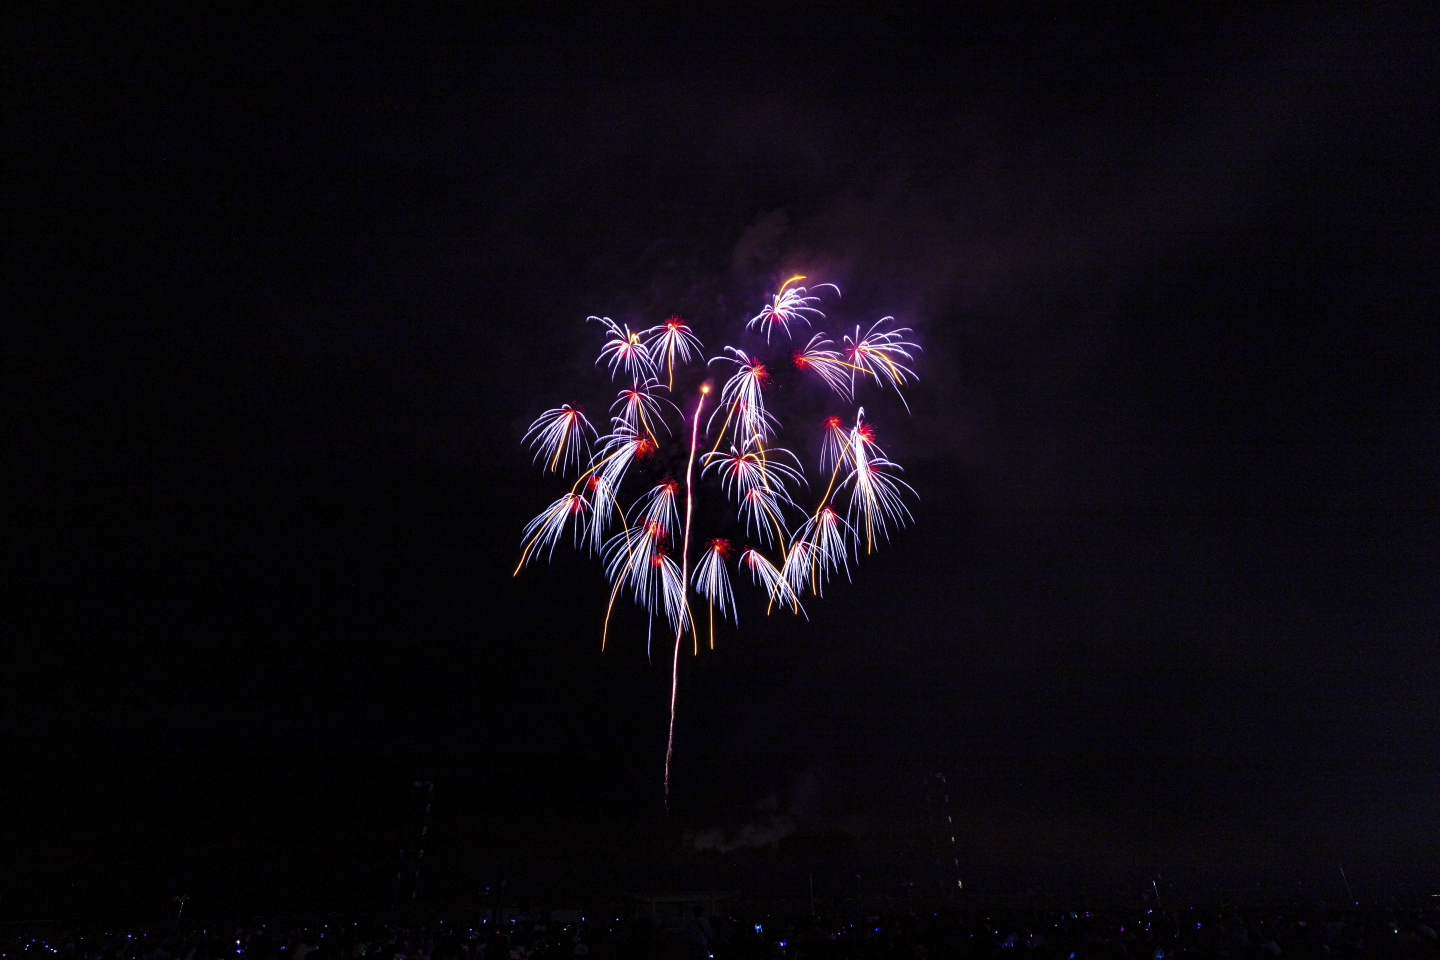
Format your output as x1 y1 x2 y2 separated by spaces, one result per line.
3 5 1439 917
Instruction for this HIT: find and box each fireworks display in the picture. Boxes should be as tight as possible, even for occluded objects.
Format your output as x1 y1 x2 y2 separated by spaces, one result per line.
517 281 919 804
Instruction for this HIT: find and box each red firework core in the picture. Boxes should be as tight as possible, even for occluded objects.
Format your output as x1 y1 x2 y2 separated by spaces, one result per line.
636 438 657 458
857 423 876 443
665 316 684 329
824 416 843 429
706 538 731 557
659 477 679 495
792 351 809 368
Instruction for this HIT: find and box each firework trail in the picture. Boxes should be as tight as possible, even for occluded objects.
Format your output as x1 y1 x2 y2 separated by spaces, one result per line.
518 280 919 807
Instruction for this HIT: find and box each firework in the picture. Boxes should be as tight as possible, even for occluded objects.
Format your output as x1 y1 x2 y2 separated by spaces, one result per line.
657 553 691 634
785 504 854 596
644 316 704 390
708 347 778 448
583 476 620 555
593 420 657 493
779 537 816 596
692 538 737 650
611 380 675 444
523 404 597 474
742 547 805 616
591 315 657 382
517 279 918 806
842 409 916 553
701 440 805 503
739 486 791 547
634 477 682 534
818 415 849 474
602 520 667 610
514 491 588 574
572 422 656 555
844 317 920 410
793 333 861 399
747 275 839 343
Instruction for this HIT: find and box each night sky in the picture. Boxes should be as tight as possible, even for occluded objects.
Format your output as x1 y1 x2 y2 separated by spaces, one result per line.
3 6 1439 919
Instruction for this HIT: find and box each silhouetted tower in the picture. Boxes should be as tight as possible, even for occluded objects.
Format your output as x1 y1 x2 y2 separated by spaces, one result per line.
393 781 434 918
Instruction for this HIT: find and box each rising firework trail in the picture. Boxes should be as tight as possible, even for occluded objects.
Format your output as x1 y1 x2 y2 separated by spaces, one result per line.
516 279 920 807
